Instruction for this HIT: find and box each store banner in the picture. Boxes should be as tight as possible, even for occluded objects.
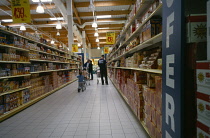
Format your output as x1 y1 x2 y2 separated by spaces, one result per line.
162 0 184 138
104 46 109 54
11 0 31 23
106 32 115 44
72 44 78 52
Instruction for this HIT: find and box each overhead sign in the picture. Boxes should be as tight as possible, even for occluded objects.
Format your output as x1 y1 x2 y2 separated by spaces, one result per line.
72 44 78 52
11 0 31 23
162 0 184 138
106 32 115 44
104 46 109 54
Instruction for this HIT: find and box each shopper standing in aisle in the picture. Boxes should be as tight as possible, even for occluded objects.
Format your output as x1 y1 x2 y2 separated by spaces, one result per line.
88 60 93 80
98 55 108 85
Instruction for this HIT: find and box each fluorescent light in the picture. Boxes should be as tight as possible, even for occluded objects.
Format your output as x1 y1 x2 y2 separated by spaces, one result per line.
92 22 97 27
96 38 99 42
2 19 13 22
32 0 52 2
36 3 44 13
96 15 112 19
78 43 81 46
20 25 26 31
50 17 64 21
97 47 100 49
56 24 62 29
51 40 55 44
56 31 60 36
94 32 99 37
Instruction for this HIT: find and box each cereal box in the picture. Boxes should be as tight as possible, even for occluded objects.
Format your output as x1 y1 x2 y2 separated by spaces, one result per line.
196 61 210 88
197 119 210 138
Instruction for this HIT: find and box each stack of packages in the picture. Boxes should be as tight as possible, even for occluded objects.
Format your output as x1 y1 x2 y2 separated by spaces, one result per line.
196 61 210 138
43 75 53 93
51 72 58 89
30 74 44 100
127 71 146 119
142 73 162 138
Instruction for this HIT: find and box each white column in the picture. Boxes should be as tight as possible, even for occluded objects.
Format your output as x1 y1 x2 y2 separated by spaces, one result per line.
82 31 87 60
88 43 92 59
66 0 73 51
207 0 210 60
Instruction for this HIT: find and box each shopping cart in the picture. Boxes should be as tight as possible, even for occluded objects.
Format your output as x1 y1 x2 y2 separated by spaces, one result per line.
97 68 101 84
84 75 90 85
78 81 86 92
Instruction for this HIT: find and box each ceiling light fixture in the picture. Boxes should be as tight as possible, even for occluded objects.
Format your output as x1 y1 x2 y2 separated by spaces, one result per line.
96 15 112 18
56 31 60 36
36 3 44 13
56 23 62 29
92 22 98 27
51 40 55 44
94 32 99 37
96 38 99 42
20 24 26 31
97 47 100 50
2 19 13 22
49 17 64 21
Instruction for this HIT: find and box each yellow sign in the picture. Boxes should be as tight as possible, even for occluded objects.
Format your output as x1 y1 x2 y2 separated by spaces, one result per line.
72 44 78 52
104 47 109 54
11 0 31 23
106 32 115 44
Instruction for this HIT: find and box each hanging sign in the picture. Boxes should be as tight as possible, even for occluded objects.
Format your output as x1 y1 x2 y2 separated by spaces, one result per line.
106 32 115 44
11 0 31 23
162 0 184 138
104 46 109 54
72 44 78 52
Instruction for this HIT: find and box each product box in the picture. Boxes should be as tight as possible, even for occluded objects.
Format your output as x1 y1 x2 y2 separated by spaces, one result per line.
197 85 210 123
196 61 210 87
186 14 207 43
155 94 162 113
147 73 156 88
155 76 162 96
197 119 210 138
156 111 162 132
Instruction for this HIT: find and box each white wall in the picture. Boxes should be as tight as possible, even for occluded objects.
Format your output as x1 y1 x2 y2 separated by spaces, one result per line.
91 48 103 59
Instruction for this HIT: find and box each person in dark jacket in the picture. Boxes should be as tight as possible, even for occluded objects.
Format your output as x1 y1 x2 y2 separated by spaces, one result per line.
88 60 93 80
83 59 89 69
98 55 108 85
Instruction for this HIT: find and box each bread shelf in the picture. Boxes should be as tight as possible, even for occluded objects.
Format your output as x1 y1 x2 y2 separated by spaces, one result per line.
0 86 32 96
109 33 162 63
0 74 31 80
0 79 77 122
109 3 162 57
0 44 30 52
0 61 30 64
108 66 162 74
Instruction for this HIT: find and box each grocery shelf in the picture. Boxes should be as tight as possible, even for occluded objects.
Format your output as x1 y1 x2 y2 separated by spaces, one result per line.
0 28 67 54
30 68 76 74
109 4 162 58
0 79 78 122
0 44 30 52
109 78 151 138
109 33 162 63
30 49 67 59
30 59 69 64
108 66 162 74
0 74 31 80
0 61 30 64
0 86 32 96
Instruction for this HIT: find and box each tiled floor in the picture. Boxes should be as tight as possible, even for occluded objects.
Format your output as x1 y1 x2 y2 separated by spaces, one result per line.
0 76 149 138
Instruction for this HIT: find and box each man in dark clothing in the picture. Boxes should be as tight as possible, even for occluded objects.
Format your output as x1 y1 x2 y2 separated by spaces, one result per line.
88 60 93 80
83 59 89 69
98 55 108 85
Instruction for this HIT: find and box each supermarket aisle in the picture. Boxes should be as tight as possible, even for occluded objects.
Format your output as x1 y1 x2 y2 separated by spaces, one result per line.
0 76 149 138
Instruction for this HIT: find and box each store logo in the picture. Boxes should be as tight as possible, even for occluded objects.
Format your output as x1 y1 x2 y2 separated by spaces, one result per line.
198 102 205 113
193 24 207 39
198 72 204 82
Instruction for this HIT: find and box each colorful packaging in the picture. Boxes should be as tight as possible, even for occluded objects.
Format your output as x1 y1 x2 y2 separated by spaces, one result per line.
197 119 210 138
196 61 210 88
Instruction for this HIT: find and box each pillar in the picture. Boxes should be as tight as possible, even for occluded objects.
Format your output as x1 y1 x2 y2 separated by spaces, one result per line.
66 0 73 51
82 31 87 60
